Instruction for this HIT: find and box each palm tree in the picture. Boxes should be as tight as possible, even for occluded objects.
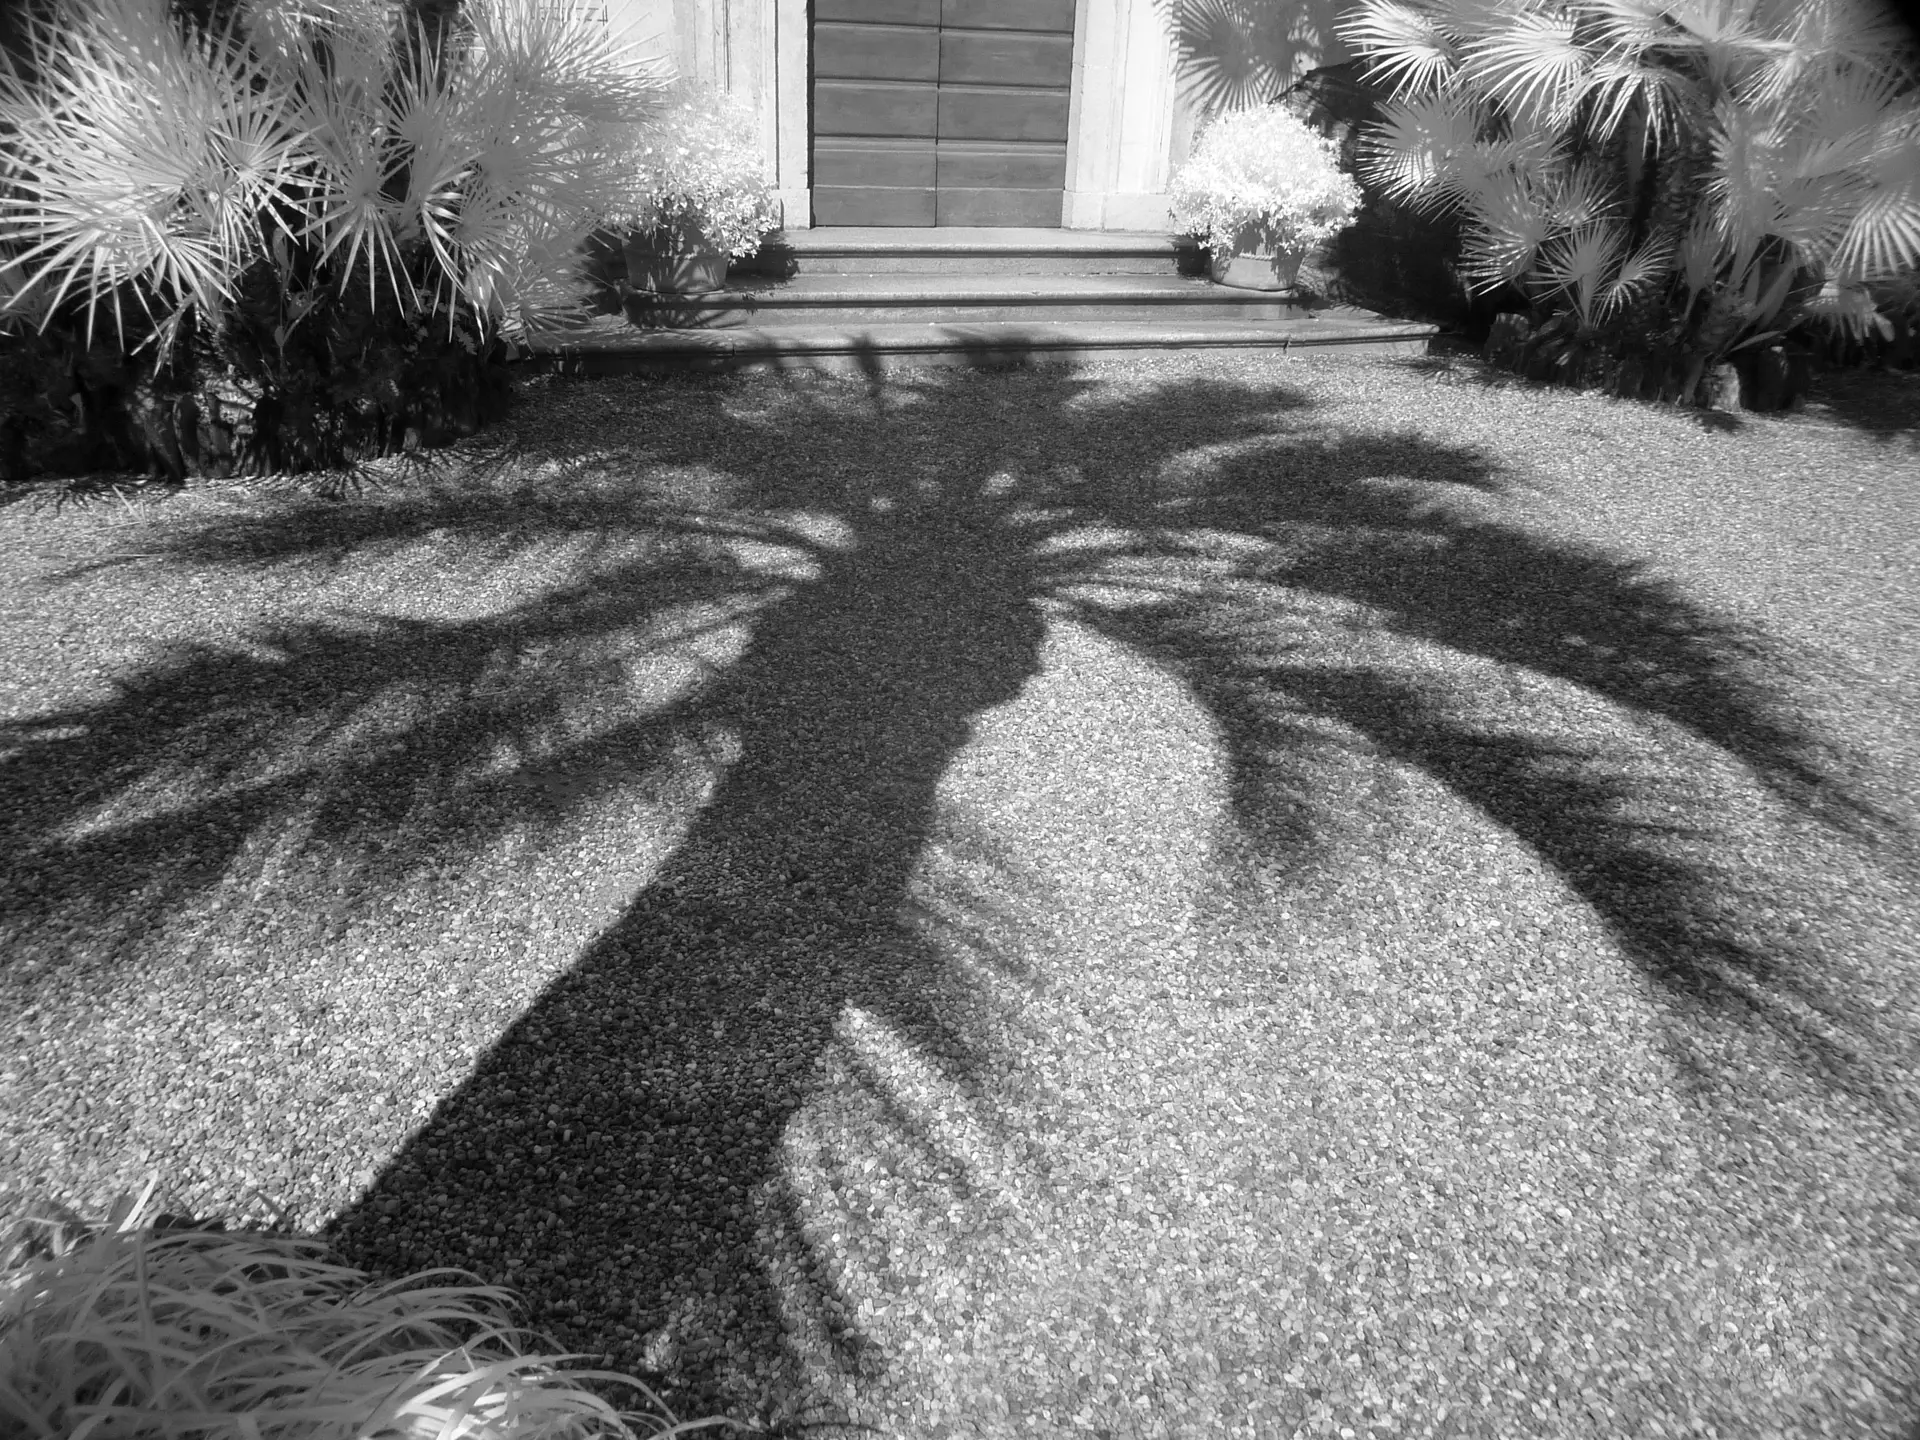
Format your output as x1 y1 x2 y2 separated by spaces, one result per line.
1335 0 1920 399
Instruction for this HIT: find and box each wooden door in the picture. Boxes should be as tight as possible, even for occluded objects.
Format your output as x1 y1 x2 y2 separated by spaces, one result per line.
813 0 1076 227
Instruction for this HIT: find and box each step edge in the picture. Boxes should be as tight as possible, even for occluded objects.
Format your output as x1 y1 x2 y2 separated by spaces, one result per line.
526 319 1444 359
635 285 1279 304
764 231 1198 255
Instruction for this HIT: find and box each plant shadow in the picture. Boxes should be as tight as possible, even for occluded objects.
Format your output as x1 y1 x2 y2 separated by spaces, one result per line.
1 358 1910 1428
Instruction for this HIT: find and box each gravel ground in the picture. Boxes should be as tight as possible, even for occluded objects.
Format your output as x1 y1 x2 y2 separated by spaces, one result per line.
2 351 1919 1439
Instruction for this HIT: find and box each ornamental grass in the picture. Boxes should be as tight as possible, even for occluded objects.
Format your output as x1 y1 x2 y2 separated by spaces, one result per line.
0 1179 743 1440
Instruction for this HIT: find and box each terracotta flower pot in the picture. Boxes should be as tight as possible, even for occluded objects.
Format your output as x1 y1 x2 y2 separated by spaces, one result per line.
623 220 730 296
1209 224 1307 291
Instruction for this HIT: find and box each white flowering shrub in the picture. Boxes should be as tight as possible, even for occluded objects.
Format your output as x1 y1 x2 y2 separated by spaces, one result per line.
601 82 779 260
1171 103 1362 258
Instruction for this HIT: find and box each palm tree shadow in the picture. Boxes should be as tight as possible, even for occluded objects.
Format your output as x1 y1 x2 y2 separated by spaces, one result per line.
1069 440 1914 1097
1 362 1910 1428
306 487 1057 1424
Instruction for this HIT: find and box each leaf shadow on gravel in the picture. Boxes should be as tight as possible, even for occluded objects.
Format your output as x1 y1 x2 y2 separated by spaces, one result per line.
1 363 1911 1430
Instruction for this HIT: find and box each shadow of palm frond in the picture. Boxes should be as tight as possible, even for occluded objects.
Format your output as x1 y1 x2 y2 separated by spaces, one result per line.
0 545 779 961
1043 424 1912 1099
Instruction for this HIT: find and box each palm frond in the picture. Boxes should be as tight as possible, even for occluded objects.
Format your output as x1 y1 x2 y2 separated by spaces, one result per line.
463 0 666 124
0 0 270 340
1767 169 1868 265
1770 65 1907 187
1457 166 1558 293
390 53 476 255
301 116 411 310
1745 254 1799 329
1662 0 1779 100
1602 225 1677 304
1763 0 1919 106
1577 56 1690 154
1354 91 1484 212
1828 171 1920 280
1578 0 1672 61
1461 7 1592 129
1706 93 1787 276
1798 273 1894 343
1534 219 1629 325
1674 206 1724 308
1335 0 1464 98
1543 160 1622 229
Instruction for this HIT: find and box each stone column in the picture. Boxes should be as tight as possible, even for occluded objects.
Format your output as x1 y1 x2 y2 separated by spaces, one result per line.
772 0 809 227
1063 0 1182 231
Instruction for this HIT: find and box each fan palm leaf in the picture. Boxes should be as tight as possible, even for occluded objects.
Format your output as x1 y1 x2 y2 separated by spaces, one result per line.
1354 91 1484 211
0 0 298 342
1798 273 1894 343
1824 105 1920 279
1829 172 1920 281
1579 0 1670 61
1705 95 1788 276
1457 165 1558 292
1600 226 1677 310
1542 160 1621 229
1673 206 1723 308
1749 0 1914 108
462 0 665 125
1533 218 1628 325
1335 0 1464 98
1660 0 1780 98
1461 6 1592 129
298 95 411 310
1577 55 1689 153
391 86 476 263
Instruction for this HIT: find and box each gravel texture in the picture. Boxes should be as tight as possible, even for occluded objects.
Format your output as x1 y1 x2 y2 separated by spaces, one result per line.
2 352 1919 1439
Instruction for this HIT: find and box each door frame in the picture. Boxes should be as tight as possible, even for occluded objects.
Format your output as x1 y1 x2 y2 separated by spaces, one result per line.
631 0 1185 231
784 0 1183 230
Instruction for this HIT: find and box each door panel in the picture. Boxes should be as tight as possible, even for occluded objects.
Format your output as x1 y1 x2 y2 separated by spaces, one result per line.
938 30 1072 87
936 188 1064 226
815 81 939 138
936 143 1066 189
814 22 939 81
818 0 939 23
939 86 1070 143
815 138 936 189
942 0 1075 30
816 186 938 225
813 0 1074 225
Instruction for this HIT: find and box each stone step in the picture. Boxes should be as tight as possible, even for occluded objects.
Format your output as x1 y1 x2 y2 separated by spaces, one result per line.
737 226 1205 277
624 273 1310 329
520 314 1444 377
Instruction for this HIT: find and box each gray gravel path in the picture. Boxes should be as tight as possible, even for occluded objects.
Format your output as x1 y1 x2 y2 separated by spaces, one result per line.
2 353 1918 1439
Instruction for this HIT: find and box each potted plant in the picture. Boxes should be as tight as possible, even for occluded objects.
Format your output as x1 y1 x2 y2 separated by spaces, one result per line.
1170 103 1363 292
603 82 780 297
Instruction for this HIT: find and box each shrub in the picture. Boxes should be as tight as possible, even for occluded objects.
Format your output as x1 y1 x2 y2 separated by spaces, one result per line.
0 1182 741 1439
1170 101 1364 260
0 0 667 479
1336 0 1920 404
596 82 779 262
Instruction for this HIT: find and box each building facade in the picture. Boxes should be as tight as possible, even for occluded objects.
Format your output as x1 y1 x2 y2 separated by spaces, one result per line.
609 0 1352 230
